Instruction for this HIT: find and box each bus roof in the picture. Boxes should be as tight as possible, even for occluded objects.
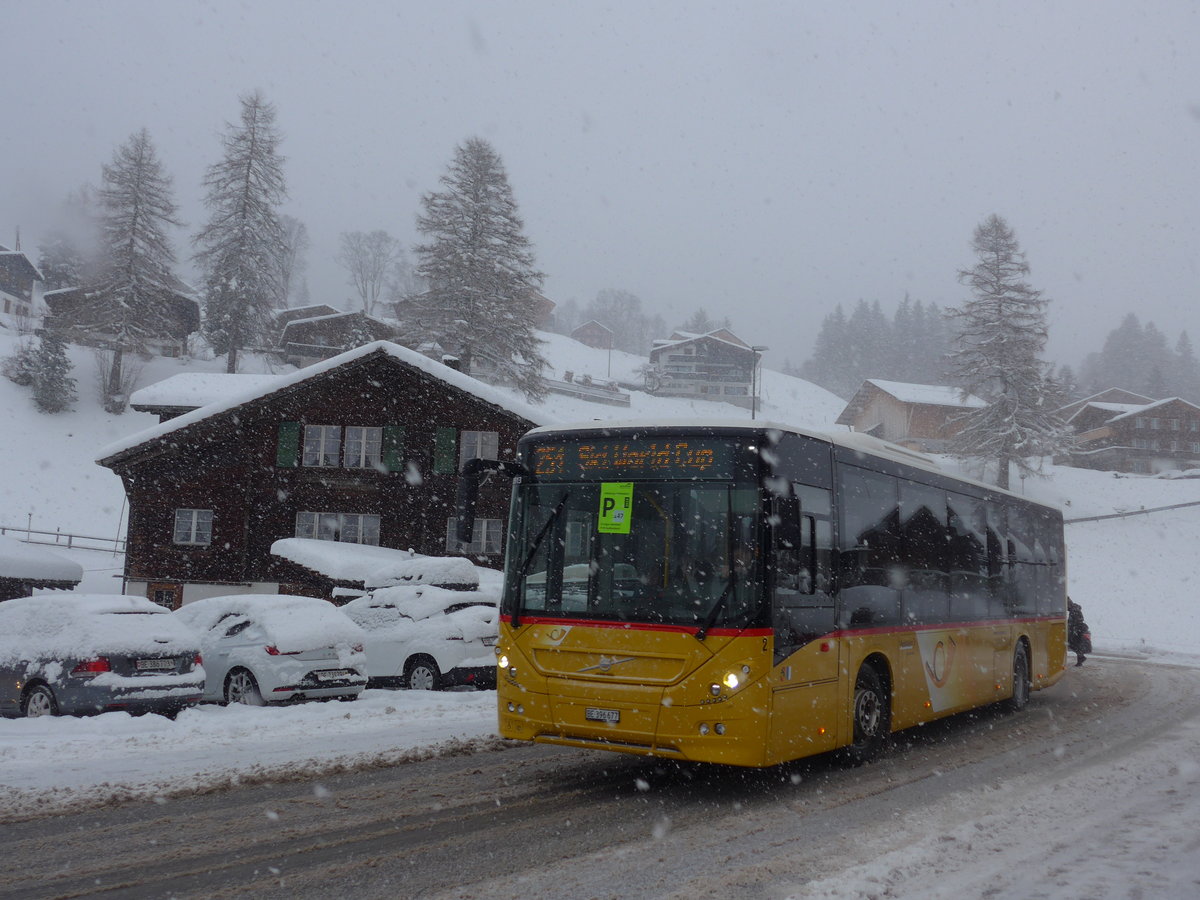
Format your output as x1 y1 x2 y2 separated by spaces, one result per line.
521 418 1060 513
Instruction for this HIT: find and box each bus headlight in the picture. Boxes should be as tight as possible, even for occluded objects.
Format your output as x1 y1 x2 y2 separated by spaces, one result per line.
497 654 510 669
723 672 741 690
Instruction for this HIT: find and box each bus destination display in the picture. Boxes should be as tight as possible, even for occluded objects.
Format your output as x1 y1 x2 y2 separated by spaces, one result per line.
530 438 733 480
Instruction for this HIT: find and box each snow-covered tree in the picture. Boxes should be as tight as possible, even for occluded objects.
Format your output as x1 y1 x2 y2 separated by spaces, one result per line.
583 288 665 355
946 214 1068 489
31 331 77 413
193 91 288 373
37 186 101 291
337 230 401 316
412 137 548 401
85 129 182 411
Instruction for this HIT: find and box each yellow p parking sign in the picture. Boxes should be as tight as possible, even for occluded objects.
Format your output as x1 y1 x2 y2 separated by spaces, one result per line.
597 482 633 534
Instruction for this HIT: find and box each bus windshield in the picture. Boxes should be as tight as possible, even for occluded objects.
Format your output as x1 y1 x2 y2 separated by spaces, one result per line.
507 480 763 630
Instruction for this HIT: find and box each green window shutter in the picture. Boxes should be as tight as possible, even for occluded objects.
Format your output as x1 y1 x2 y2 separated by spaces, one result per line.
434 427 458 474
276 421 301 467
382 425 406 473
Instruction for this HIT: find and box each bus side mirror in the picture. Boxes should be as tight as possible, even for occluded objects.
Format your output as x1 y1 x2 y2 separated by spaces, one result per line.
455 458 528 545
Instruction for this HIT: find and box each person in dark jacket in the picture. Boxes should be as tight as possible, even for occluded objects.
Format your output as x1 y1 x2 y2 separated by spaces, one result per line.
1067 599 1092 666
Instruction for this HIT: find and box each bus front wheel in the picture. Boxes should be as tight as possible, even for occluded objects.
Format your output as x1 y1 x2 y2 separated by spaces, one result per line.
845 664 890 765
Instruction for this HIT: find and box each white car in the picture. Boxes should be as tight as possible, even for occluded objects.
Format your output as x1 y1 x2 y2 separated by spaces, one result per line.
341 585 499 690
174 595 367 705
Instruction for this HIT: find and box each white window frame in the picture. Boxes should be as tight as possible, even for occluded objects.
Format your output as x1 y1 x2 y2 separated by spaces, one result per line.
295 511 381 545
446 517 503 554
1135 417 1146 430
302 425 343 467
343 426 383 468
173 509 213 546
458 430 500 467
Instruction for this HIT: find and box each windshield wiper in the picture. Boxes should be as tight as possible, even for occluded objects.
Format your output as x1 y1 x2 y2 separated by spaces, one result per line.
512 491 570 628
695 580 734 641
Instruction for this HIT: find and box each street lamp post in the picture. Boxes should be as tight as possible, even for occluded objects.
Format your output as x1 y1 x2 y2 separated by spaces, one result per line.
750 345 768 419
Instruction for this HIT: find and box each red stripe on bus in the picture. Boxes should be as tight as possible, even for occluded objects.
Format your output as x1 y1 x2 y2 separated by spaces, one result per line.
501 614 772 637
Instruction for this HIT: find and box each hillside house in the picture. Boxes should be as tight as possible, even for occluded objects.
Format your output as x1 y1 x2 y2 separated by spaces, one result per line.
0 244 43 331
569 320 614 350
97 341 543 607
1060 395 1200 474
276 310 398 367
836 379 987 453
647 329 758 408
42 278 200 357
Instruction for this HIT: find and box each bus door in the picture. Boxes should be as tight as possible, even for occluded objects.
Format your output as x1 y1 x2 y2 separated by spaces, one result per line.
768 485 839 760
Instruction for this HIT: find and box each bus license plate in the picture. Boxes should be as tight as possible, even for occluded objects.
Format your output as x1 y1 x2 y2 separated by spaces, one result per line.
585 707 620 723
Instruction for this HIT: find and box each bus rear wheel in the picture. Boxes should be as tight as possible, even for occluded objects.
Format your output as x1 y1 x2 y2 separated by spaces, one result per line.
845 664 890 765
1005 642 1031 712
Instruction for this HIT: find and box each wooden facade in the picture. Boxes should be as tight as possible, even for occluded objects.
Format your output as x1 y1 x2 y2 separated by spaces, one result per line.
1061 396 1200 474
98 344 540 606
836 380 987 453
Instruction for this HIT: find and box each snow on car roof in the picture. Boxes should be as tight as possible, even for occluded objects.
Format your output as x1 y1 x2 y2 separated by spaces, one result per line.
0 535 84 583
0 594 198 665
173 594 365 653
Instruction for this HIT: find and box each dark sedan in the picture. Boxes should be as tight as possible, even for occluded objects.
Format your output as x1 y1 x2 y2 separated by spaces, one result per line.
0 594 205 718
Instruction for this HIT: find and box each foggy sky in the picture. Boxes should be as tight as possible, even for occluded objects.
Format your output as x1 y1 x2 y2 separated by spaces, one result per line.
6 1 1199 370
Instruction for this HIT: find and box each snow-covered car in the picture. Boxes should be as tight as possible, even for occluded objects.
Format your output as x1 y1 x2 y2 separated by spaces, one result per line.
174 594 367 705
341 584 499 690
0 594 205 718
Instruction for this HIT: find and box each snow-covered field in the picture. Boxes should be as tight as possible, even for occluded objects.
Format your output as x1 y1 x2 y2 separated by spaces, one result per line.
4 328 1200 896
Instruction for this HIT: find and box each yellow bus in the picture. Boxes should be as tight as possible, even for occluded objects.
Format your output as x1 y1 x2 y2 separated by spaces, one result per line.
457 420 1067 767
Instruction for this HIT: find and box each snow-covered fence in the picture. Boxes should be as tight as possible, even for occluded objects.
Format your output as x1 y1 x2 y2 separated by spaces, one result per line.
0 524 125 554
1064 499 1200 525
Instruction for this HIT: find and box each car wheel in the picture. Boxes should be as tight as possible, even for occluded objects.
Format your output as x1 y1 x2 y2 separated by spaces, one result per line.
844 664 890 765
1006 641 1031 712
224 668 266 706
22 684 58 718
405 656 442 691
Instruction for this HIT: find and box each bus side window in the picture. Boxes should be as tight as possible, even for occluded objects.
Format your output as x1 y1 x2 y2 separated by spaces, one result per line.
772 491 830 663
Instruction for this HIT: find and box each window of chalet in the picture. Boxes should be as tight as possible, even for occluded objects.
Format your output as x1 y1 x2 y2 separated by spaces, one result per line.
295 512 381 545
445 517 503 554
1151 418 1161 430
278 422 405 472
303 425 342 466
458 430 499 467
1134 438 1148 449
344 426 382 468
1135 418 1146 429
173 509 213 546
1171 419 1181 431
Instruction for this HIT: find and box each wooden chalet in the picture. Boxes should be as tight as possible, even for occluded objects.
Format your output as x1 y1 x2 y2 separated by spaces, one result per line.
0 244 43 331
276 309 398 367
97 341 543 608
1060 395 1200 474
569 320 613 350
647 329 757 408
836 379 987 453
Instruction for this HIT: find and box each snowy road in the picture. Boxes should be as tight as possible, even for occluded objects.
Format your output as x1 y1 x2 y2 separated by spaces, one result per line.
4 658 1199 899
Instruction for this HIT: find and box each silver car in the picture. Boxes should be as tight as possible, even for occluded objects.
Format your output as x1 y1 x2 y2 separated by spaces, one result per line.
174 594 368 705
0 594 205 718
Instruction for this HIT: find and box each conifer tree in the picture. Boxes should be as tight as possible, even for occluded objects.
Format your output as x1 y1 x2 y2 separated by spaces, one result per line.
193 91 288 373
31 331 77 413
413 137 547 401
85 129 182 411
946 214 1067 489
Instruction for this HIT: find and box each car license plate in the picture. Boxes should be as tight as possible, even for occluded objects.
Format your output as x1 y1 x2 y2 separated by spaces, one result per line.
585 707 620 723
481 635 497 646
315 670 350 682
136 658 175 671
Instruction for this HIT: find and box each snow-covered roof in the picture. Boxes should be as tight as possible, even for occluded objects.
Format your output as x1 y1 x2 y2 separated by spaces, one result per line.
96 340 549 464
0 535 84 584
0 248 45 284
129 373 283 410
866 379 987 408
1108 396 1200 423
1064 401 1147 426
280 310 395 331
650 332 754 354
